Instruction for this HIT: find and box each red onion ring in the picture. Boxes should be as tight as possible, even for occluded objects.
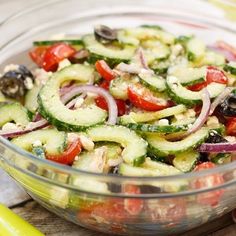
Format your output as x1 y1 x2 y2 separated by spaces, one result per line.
180 88 210 138
198 142 236 153
210 87 234 115
61 85 118 125
137 47 149 70
0 119 49 138
116 62 143 74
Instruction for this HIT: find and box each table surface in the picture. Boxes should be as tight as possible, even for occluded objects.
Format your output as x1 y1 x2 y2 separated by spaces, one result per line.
0 169 236 236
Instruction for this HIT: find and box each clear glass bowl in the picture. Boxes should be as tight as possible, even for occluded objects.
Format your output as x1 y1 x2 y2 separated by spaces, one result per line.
0 1 236 235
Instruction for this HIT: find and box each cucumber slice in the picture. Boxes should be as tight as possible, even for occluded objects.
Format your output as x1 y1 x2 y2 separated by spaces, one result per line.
123 123 188 133
119 105 187 124
166 76 226 106
199 51 225 66
186 37 206 61
87 125 147 166
25 85 42 113
0 103 30 127
109 76 132 100
147 127 209 156
11 129 67 155
173 151 199 172
33 39 83 46
83 35 136 65
168 66 206 86
139 73 166 92
117 30 140 46
38 64 107 131
150 60 169 74
224 61 236 75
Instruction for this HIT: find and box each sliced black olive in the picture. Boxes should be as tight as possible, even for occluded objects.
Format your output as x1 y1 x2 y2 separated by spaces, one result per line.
0 65 34 98
205 131 228 144
217 93 236 117
94 25 117 43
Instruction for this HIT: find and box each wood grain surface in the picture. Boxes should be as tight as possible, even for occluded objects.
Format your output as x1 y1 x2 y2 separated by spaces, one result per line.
1 169 236 236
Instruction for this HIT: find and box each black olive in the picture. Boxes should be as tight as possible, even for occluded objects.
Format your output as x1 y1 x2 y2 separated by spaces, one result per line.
0 65 34 98
217 93 236 117
205 131 228 144
94 25 117 43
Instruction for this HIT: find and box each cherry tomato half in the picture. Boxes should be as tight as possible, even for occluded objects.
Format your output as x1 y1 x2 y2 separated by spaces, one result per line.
128 83 170 111
226 117 236 136
47 139 81 165
29 46 48 68
95 60 116 81
193 162 224 206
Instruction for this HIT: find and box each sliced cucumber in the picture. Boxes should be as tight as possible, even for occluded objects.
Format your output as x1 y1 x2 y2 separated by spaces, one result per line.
87 125 147 166
117 30 140 46
166 76 226 106
186 37 206 61
11 129 67 155
0 103 30 127
38 64 107 131
25 85 42 113
224 61 236 75
199 51 225 66
173 151 199 172
168 66 206 86
119 105 187 124
139 73 166 92
147 127 209 156
33 39 83 46
83 35 136 65
109 76 132 100
123 123 188 133
150 60 170 74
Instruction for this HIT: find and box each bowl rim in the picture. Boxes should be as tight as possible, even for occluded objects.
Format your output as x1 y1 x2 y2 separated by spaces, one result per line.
0 1 236 192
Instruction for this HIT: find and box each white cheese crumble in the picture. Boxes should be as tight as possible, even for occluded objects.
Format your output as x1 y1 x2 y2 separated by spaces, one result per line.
32 140 42 147
24 77 34 90
78 134 94 151
157 119 169 126
2 123 18 131
168 76 178 84
33 68 52 86
57 59 71 71
3 64 19 73
74 97 84 109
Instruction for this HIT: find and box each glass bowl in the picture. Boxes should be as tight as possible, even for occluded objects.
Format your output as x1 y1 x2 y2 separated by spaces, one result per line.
0 1 236 235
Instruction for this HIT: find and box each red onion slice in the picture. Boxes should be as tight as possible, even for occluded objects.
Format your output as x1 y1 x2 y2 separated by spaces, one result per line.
61 85 118 125
210 87 234 115
199 142 236 153
0 119 49 138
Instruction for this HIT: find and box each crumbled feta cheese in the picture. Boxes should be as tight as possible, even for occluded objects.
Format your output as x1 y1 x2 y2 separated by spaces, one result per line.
74 97 84 109
33 68 52 86
24 77 34 90
78 134 94 151
89 146 107 172
174 113 185 121
207 116 219 127
157 119 169 126
67 132 80 142
225 136 236 143
185 109 196 118
171 44 183 56
2 122 18 131
168 76 178 84
32 140 42 147
3 64 19 73
57 59 71 71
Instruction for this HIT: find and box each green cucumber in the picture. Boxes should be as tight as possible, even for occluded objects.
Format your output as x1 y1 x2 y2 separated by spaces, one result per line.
139 73 166 92
173 151 199 172
119 105 187 124
186 37 206 61
38 64 107 131
146 127 209 156
25 85 42 113
211 153 232 165
83 35 136 65
87 125 147 166
199 51 225 66
11 129 67 155
168 66 206 86
224 61 236 75
122 123 188 133
150 60 169 74
0 103 30 127
166 76 226 106
33 39 83 46
117 30 140 46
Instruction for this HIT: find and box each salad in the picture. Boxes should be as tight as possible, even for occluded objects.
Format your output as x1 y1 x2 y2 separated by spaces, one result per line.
0 24 235 188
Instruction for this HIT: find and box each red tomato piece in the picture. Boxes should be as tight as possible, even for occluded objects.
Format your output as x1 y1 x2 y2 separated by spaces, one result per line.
99 80 110 90
188 67 228 91
42 43 76 71
95 96 126 116
193 162 224 206
29 46 48 68
226 118 236 136
95 60 116 81
47 139 81 165
123 185 143 216
127 84 170 111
